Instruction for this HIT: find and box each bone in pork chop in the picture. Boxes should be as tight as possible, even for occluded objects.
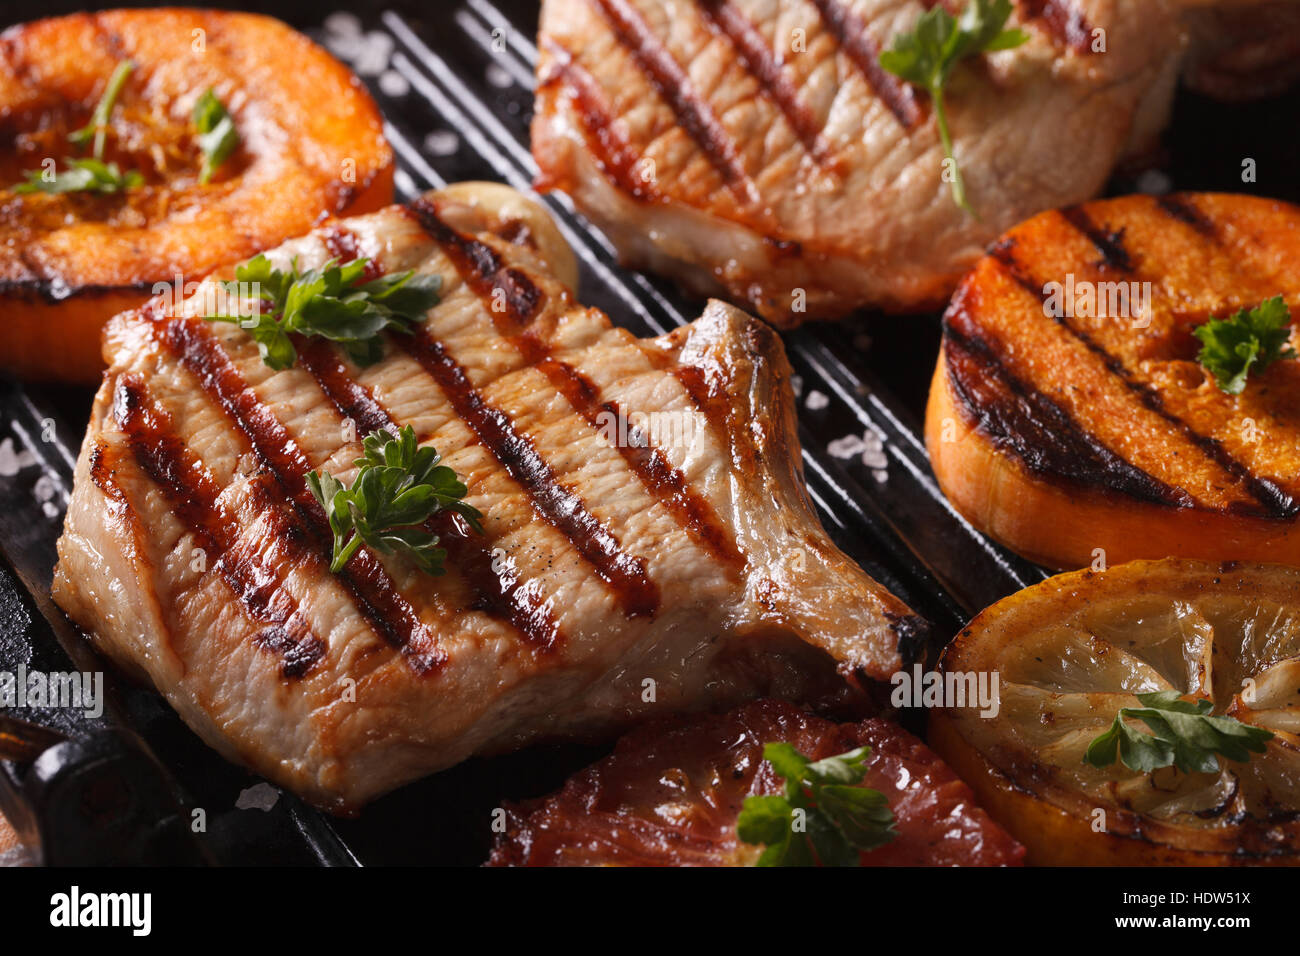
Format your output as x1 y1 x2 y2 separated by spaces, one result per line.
52 182 926 812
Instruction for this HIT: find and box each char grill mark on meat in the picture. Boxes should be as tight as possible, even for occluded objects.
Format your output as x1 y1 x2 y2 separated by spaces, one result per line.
807 0 920 128
535 0 1203 323
103 378 328 677
401 323 662 617
536 38 662 200
535 352 746 570
393 203 661 618
1017 0 1095 55
697 0 831 162
153 318 449 674
294 338 566 651
87 442 136 530
294 339 398 438
402 201 745 572
587 0 756 200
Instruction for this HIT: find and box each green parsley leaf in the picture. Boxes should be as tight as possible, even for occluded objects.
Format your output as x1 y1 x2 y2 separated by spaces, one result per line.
68 59 135 159
879 0 1028 215
736 742 896 867
305 425 483 575
192 88 239 184
1084 690 1274 775
1192 295 1296 395
14 157 143 195
204 254 442 371
13 60 144 195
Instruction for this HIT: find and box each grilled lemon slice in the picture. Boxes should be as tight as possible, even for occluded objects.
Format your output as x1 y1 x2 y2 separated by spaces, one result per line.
929 559 1300 866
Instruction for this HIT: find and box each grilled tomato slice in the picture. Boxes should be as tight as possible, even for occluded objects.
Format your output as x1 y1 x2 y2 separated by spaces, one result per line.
0 10 393 382
488 699 1024 866
930 559 1300 866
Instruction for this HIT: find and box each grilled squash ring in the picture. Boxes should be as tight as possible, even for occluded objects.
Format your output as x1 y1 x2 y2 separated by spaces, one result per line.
0 9 394 383
925 193 1300 570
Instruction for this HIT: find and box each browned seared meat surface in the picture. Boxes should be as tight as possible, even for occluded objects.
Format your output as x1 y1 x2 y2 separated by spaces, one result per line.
532 0 1278 323
1182 1 1300 101
487 698 1025 865
52 182 925 813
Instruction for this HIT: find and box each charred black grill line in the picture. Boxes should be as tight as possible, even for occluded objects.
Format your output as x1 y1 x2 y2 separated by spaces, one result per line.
807 0 921 128
154 319 449 674
985 238 1041 294
320 225 380 277
294 337 567 650
588 0 755 199
1155 193 1217 237
698 0 829 160
984 241 1299 519
108 376 327 678
1060 206 1135 273
88 441 133 525
404 200 745 574
403 201 544 322
943 322 1192 508
0 276 155 304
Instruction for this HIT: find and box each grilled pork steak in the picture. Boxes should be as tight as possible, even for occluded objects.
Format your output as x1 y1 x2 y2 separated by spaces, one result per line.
532 0 1250 323
487 698 1025 865
53 182 925 812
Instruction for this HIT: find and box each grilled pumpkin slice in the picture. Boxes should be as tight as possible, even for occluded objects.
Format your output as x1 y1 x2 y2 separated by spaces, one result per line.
926 193 1300 570
930 559 1300 866
0 10 393 383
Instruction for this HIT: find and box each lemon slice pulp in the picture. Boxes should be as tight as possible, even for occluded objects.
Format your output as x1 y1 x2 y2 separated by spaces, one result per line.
930 559 1300 865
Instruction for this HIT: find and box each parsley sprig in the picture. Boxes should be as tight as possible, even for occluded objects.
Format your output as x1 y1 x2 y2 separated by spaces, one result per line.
15 158 141 195
1193 295 1296 395
880 0 1028 215
737 742 896 867
15 59 142 195
306 426 483 575
68 59 135 159
193 88 239 184
204 254 442 370
1084 691 1274 775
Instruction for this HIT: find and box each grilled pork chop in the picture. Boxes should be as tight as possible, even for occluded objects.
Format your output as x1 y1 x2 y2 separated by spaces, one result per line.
487 698 1025 865
926 192 1300 570
53 182 926 812
534 0 1198 323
